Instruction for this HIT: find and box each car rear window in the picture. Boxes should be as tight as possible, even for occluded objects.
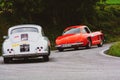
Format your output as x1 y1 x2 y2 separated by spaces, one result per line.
11 27 38 34
63 28 80 35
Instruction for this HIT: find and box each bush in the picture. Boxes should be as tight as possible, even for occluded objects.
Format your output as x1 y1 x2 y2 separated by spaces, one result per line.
107 42 120 57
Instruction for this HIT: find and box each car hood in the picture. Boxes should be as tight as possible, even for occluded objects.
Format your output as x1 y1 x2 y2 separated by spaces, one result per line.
56 34 84 45
9 32 42 43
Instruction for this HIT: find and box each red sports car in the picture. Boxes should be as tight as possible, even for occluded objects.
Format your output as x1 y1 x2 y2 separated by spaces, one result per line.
55 25 104 51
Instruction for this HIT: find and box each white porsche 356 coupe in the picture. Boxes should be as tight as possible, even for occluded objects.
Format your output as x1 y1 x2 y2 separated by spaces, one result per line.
2 24 51 63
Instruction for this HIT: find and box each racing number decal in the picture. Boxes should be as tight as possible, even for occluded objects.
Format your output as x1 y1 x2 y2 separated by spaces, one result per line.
12 43 19 48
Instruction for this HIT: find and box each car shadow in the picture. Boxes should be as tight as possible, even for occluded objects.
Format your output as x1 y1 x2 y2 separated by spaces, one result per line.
0 57 55 64
57 46 99 53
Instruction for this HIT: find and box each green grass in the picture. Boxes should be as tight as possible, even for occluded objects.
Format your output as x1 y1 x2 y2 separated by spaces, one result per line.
106 0 120 4
99 0 120 4
107 42 120 57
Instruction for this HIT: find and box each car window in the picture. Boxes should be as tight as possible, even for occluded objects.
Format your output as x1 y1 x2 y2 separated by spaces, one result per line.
41 29 45 36
11 27 38 34
81 28 87 33
84 27 91 33
63 28 80 35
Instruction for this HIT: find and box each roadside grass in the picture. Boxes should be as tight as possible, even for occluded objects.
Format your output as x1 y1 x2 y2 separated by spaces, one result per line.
99 0 120 4
106 0 120 4
107 41 120 57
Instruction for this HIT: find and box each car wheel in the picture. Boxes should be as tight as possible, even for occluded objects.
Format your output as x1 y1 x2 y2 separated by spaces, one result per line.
43 55 49 61
4 58 12 63
86 39 92 49
48 46 51 56
97 36 103 47
58 48 64 52
74 47 79 50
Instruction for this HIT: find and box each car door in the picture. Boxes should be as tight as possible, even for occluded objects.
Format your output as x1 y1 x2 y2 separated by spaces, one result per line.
83 27 98 45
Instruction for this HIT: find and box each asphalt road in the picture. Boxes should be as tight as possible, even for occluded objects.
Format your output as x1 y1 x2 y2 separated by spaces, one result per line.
0 44 120 80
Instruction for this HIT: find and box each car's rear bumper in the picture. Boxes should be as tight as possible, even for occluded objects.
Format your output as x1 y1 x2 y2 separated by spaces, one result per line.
56 42 83 48
3 51 49 58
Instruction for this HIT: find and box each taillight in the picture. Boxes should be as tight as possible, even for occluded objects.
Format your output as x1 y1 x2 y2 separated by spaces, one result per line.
7 49 14 53
39 49 41 51
40 47 43 49
36 47 43 49
11 49 13 51
36 46 43 53
37 47 39 49
7 49 9 51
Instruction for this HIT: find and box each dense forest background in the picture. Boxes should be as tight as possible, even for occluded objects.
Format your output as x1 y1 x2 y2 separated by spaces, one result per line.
0 0 120 53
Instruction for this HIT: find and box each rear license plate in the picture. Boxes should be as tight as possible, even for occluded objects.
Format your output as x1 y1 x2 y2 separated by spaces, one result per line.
20 44 30 52
62 44 71 47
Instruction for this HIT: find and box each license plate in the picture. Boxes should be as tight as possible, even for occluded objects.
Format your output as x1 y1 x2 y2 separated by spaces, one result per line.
62 44 71 47
20 44 30 52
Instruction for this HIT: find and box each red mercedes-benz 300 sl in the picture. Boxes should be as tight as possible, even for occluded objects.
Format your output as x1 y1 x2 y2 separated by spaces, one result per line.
55 25 104 51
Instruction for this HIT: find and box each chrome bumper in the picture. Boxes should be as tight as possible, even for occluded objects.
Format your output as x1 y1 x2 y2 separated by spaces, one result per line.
56 42 83 48
3 52 49 58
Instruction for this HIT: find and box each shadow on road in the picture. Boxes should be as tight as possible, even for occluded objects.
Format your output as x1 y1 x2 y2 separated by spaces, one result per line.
57 46 99 53
0 57 55 64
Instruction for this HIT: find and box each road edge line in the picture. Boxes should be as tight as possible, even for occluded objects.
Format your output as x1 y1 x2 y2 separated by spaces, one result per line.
100 47 120 59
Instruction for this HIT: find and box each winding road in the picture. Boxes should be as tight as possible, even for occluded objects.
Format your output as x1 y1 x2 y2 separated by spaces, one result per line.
0 44 120 80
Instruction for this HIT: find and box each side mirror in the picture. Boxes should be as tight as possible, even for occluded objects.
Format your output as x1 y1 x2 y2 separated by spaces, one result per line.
3 36 8 39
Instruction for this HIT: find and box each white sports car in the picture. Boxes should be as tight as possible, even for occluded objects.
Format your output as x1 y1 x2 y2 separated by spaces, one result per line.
2 24 51 63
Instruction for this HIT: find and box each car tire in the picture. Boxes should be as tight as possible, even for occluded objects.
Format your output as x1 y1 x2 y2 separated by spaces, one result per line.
4 58 12 63
58 48 64 52
86 39 92 49
43 55 49 61
74 47 79 50
97 36 103 47
48 46 51 56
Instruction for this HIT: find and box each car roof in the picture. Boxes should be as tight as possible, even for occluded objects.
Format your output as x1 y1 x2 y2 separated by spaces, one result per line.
9 24 41 29
8 24 42 35
64 25 87 31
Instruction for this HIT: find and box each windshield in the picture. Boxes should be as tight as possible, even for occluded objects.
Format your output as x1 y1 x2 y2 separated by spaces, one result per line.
11 27 38 34
63 28 80 35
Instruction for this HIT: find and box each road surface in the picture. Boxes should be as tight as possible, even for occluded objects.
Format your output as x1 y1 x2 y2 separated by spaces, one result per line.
0 44 120 80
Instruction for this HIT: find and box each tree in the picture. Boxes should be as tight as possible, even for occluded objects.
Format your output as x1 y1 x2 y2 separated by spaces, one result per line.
41 0 100 27
1 0 101 26
0 0 12 13
0 0 101 35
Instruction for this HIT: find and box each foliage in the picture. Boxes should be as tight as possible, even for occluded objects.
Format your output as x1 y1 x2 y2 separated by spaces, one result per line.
94 5 120 43
0 0 12 12
107 42 120 57
99 0 120 4
106 0 120 4
0 0 101 24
